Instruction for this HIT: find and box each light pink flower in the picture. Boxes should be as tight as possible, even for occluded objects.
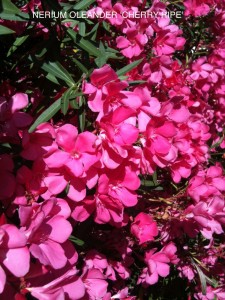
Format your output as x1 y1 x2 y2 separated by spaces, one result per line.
20 198 73 269
0 224 30 293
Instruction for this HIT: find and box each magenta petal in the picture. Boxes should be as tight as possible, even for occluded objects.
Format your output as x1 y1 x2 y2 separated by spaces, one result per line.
116 36 130 49
72 200 95 222
67 179 86 201
0 266 6 293
2 224 27 248
56 124 78 152
156 262 170 277
145 271 158 285
30 241 67 269
63 277 85 299
47 216 72 243
44 150 70 168
10 93 28 113
114 187 137 207
43 175 67 197
75 132 96 153
90 65 117 86
2 247 30 277
66 158 84 177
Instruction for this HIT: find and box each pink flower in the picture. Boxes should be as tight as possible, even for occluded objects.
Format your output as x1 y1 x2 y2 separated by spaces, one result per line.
21 123 56 160
116 29 148 58
0 93 32 143
153 25 185 56
98 166 140 207
83 65 125 113
188 164 225 202
20 198 73 269
0 224 30 293
143 117 177 169
28 269 85 300
82 268 108 300
45 124 99 178
190 57 213 81
138 243 178 285
184 0 212 17
131 213 158 244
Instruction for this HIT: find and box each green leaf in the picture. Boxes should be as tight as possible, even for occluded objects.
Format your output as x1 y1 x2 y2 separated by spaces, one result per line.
78 96 86 132
61 89 83 115
0 25 15 35
153 171 158 186
67 28 101 57
128 80 146 86
141 180 155 187
0 0 29 21
85 23 99 41
61 87 73 115
210 130 225 149
41 61 75 87
78 37 101 57
73 0 96 10
69 235 85 246
78 22 86 37
192 261 207 295
7 35 29 57
70 99 79 109
72 58 88 74
46 73 60 85
116 58 143 76
28 98 61 133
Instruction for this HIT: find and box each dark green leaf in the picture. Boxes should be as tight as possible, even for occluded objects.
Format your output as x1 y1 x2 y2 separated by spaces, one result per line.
78 22 86 37
0 0 29 21
210 130 224 149
0 24 15 35
41 61 75 87
192 261 207 295
128 80 146 86
116 58 143 76
46 73 60 85
28 98 61 133
7 35 29 57
72 58 88 74
69 235 85 246
141 180 155 187
67 28 101 57
73 0 96 10
61 89 83 115
61 87 73 115
78 96 85 132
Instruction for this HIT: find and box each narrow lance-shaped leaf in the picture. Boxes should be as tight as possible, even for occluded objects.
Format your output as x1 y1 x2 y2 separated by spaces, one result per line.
116 58 143 76
67 28 101 57
61 87 74 116
7 35 29 57
72 58 88 74
0 0 29 21
73 0 96 10
69 235 85 246
0 25 15 35
192 260 207 295
78 96 86 132
28 98 61 133
41 61 75 87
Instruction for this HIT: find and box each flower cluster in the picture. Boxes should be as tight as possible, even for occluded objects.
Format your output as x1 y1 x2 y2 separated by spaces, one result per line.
0 0 225 299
